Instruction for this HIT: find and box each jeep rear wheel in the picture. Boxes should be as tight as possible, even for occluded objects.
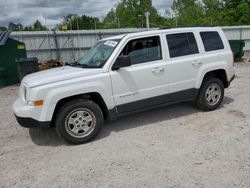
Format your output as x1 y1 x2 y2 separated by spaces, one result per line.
196 78 224 111
55 99 103 144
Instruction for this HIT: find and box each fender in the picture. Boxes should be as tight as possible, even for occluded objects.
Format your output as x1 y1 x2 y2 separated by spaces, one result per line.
34 76 115 122
195 61 229 89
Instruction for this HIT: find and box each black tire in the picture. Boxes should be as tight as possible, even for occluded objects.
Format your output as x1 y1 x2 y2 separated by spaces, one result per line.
55 99 103 144
195 77 224 111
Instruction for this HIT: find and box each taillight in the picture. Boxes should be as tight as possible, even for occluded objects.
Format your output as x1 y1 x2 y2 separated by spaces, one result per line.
232 52 236 66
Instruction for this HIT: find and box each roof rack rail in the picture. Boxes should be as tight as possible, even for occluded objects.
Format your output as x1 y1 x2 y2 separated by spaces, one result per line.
158 25 216 30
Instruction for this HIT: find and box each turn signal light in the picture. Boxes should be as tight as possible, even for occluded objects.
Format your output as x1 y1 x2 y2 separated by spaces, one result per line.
34 100 43 107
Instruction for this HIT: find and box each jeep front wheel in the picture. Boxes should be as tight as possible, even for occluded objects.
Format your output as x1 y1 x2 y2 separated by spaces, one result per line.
55 99 103 144
196 78 224 111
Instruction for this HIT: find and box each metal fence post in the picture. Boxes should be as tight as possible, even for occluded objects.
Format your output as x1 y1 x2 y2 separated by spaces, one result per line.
53 30 60 61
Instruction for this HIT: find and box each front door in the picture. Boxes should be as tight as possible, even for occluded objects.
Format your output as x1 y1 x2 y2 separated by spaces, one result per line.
109 35 169 114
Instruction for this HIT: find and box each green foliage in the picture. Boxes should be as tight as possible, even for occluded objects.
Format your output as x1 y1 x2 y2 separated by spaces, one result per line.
202 0 223 25
103 0 250 28
32 20 47 31
1 0 249 31
59 14 100 30
170 0 250 26
7 20 47 31
8 22 24 31
103 9 119 28
0 26 7 31
103 0 165 28
219 1 250 25
171 0 205 25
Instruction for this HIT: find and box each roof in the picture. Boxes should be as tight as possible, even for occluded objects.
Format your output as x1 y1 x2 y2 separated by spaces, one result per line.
0 30 11 46
102 27 222 41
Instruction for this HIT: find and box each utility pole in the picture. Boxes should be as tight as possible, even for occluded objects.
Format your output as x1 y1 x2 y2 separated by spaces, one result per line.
145 12 150 29
76 16 79 30
53 29 60 61
70 19 75 63
44 17 52 60
138 15 143 28
94 19 98 40
76 16 82 56
94 19 97 30
117 17 121 29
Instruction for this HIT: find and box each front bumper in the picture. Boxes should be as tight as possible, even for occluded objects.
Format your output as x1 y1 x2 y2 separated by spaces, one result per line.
15 115 51 129
13 98 51 129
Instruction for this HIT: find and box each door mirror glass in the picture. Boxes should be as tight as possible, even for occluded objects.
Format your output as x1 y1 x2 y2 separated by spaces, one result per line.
112 56 131 70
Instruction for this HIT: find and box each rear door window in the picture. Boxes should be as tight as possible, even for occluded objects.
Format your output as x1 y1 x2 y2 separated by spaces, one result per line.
166 32 199 58
200 31 224 52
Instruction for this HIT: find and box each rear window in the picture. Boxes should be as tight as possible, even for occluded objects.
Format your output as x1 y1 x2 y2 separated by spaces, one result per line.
166 32 199 58
200 31 224 52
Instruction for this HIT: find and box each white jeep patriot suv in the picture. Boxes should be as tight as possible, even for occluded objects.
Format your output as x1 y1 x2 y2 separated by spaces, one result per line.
13 27 235 144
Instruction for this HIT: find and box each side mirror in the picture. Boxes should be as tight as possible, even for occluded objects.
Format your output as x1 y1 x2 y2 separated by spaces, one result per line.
112 56 131 70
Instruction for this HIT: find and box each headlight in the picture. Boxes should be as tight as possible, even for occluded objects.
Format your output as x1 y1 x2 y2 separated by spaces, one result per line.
20 85 27 102
26 101 34 106
23 86 27 101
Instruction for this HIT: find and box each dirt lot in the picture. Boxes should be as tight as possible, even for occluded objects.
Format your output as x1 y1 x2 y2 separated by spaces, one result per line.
1 61 250 188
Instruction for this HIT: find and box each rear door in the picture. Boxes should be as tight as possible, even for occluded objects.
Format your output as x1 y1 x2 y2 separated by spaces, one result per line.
109 35 169 114
166 32 202 100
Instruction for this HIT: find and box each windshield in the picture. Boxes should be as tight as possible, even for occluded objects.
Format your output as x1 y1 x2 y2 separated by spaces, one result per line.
78 39 120 68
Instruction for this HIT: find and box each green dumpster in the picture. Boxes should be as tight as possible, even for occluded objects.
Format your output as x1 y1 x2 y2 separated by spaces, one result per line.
0 30 27 87
229 40 245 61
16 58 39 81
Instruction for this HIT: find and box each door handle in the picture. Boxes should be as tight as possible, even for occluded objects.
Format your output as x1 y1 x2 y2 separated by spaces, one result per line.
152 67 165 73
192 61 203 67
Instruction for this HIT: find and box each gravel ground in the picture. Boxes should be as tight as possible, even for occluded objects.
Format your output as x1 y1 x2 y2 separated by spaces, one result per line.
1 61 250 188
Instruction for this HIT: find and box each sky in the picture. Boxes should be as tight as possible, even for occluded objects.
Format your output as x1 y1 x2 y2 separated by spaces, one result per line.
0 0 173 28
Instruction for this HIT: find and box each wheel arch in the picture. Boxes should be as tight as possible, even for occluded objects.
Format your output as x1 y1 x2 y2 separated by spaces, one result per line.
198 69 229 89
51 92 113 127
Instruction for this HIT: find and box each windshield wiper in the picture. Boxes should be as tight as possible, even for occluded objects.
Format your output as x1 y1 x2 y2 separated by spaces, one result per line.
69 62 81 67
69 62 97 68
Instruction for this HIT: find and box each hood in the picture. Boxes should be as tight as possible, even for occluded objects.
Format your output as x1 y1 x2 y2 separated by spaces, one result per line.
22 66 103 88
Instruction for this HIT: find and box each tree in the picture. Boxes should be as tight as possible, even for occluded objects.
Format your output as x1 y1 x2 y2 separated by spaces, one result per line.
103 0 165 28
8 22 24 31
33 20 47 31
169 0 250 26
224 0 246 8
219 0 250 25
171 0 205 26
0 26 7 31
24 26 33 31
103 9 118 28
8 22 16 30
59 14 100 30
203 0 223 25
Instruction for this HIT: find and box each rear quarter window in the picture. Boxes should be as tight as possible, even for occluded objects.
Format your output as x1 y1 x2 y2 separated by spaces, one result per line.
200 31 224 52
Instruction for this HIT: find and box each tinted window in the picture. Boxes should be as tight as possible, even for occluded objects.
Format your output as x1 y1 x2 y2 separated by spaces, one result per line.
200 31 224 52
166 32 199 58
120 36 162 65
